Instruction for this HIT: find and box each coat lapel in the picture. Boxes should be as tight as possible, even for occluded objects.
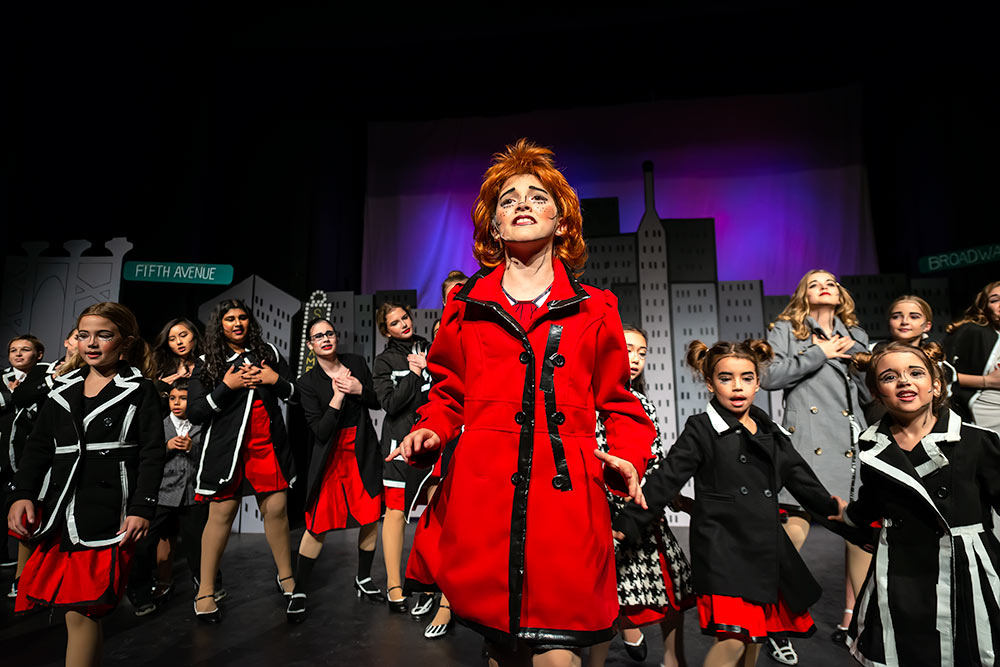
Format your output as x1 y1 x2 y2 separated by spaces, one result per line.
858 421 949 527
81 365 143 434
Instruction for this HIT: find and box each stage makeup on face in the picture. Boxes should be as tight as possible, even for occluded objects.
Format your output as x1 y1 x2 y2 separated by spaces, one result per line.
874 351 939 417
307 320 338 357
493 174 561 245
76 315 125 370
805 272 839 308
385 307 413 340
708 356 760 416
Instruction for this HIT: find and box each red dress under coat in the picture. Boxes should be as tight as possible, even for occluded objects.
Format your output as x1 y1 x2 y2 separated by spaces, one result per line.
404 261 655 647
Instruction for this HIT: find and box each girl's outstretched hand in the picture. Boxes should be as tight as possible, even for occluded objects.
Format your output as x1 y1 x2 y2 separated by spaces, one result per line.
828 495 848 522
7 500 35 537
118 515 150 546
593 449 648 510
387 428 441 463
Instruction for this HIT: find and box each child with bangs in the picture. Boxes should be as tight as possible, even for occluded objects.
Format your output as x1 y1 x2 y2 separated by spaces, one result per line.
614 339 843 667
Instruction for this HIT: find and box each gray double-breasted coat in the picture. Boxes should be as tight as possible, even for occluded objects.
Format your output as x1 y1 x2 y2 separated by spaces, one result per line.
762 316 870 503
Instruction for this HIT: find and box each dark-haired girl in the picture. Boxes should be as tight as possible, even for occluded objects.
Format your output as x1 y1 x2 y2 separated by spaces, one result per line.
187 298 296 622
833 341 1000 666
152 318 202 387
614 340 843 667
7 302 164 666
944 280 1000 429
286 318 382 623
589 324 694 667
372 301 434 614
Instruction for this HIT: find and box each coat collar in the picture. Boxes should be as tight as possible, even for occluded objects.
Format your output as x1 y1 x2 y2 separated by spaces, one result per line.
47 364 145 434
457 260 589 333
857 410 961 527
705 398 784 436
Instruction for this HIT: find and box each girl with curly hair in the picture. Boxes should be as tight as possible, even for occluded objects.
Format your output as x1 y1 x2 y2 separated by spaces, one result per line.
761 269 870 662
187 299 297 622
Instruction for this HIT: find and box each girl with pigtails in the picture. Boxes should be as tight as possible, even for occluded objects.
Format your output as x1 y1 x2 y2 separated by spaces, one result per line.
614 339 844 667
832 341 1000 666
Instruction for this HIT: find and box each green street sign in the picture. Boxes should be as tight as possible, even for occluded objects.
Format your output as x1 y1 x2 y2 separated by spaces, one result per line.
124 261 234 285
918 244 1000 274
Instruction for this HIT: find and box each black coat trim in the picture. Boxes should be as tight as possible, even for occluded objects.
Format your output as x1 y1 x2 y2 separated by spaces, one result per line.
540 324 571 492
460 615 617 649
456 269 537 640
454 264 592 643
187 344 296 495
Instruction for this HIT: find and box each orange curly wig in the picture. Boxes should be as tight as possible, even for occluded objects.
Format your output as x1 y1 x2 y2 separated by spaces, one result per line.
471 139 587 274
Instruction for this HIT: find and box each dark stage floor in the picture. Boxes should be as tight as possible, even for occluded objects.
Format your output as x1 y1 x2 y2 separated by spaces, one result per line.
2 525 858 666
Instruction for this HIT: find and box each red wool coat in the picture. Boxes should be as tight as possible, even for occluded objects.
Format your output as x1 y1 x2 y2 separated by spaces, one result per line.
404 261 655 647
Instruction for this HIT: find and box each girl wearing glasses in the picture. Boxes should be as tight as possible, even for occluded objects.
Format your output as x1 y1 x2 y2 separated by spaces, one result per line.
286 318 383 622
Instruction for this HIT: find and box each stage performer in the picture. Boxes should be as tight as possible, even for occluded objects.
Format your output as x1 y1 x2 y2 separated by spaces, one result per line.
188 298 296 622
2 334 53 599
589 324 694 667
614 339 844 667
6 302 164 667
833 341 1000 666
866 296 954 425
391 138 654 667
761 269 870 662
286 318 383 623
152 317 202 388
943 280 1000 429
373 301 434 615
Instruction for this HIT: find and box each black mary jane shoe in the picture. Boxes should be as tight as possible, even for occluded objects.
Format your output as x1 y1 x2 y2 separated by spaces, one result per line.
353 576 383 602
623 632 648 661
194 594 222 624
286 593 307 624
386 586 409 613
831 625 850 648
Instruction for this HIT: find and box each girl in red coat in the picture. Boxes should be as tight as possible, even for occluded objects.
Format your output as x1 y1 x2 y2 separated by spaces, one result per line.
7 302 164 667
391 139 655 667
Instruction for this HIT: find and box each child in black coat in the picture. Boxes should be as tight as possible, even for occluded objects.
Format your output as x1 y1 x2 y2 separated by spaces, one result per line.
614 339 844 667
6 302 164 667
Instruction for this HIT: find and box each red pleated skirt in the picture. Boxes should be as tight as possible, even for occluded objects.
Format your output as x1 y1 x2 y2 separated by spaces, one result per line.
16 535 132 618
196 399 288 502
696 593 815 643
305 427 381 534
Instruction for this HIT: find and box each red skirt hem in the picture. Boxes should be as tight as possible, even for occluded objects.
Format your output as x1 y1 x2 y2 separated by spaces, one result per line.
16 536 132 619
195 400 288 502
304 427 381 533
696 594 815 644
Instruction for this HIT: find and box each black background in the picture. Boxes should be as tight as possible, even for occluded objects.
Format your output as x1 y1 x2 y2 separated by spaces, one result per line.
4 5 997 337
